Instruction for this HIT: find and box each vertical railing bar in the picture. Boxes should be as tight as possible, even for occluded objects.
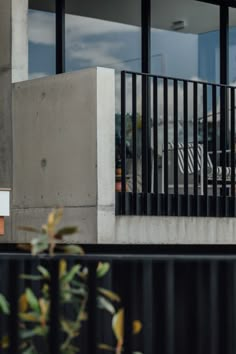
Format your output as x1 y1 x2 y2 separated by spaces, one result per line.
123 261 133 354
233 261 236 354
121 71 127 214
212 85 217 211
132 74 137 214
203 84 208 213
142 75 148 194
210 261 219 354
193 82 198 214
163 78 169 214
153 77 159 210
173 80 179 215
143 260 153 354
49 259 60 354
8 260 19 354
166 260 175 354
231 88 235 200
221 85 227 211
196 262 204 354
87 261 97 354
183 81 188 213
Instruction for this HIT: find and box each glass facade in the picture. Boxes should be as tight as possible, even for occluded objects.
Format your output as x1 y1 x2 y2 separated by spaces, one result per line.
28 9 56 79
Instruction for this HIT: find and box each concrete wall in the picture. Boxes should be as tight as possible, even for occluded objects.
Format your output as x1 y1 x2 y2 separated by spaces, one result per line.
12 0 28 82
0 0 13 239
114 216 236 244
11 68 115 243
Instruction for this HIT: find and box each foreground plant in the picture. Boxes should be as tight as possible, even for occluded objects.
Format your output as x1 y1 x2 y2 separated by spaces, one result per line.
0 209 142 354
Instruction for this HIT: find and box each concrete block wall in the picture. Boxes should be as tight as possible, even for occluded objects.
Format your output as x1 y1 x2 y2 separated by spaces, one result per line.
11 68 115 243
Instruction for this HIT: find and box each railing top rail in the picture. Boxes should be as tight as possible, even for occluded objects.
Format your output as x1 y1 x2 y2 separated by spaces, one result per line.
3 253 236 261
121 70 236 89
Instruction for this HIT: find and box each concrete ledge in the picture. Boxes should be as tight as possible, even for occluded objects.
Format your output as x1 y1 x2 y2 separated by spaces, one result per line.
10 206 97 244
115 216 236 244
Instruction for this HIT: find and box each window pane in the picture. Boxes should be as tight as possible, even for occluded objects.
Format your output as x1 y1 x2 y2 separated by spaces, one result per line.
28 9 56 79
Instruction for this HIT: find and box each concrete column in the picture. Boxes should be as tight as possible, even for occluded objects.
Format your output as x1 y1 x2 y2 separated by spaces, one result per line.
12 0 28 82
0 0 13 240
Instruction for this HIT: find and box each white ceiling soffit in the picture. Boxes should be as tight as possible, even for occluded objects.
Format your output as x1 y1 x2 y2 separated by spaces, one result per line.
29 0 236 34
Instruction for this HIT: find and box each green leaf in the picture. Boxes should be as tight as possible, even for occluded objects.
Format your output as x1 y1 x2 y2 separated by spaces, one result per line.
19 326 48 340
97 296 115 315
96 262 110 278
61 245 84 255
54 227 78 239
20 274 43 281
19 311 40 323
31 234 48 255
0 335 9 349
0 294 10 315
98 343 115 351
61 319 75 336
61 264 81 283
98 288 121 302
37 265 50 279
25 288 40 313
21 345 38 354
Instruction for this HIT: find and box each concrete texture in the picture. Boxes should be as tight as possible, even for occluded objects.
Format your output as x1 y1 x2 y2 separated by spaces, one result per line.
96 68 116 243
11 68 115 243
11 206 97 243
0 0 13 239
115 216 236 244
12 0 28 82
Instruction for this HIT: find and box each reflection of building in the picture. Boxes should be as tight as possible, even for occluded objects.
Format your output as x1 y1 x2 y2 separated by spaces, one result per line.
1 0 236 245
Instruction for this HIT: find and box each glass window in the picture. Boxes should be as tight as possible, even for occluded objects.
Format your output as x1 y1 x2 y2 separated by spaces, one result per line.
28 9 56 79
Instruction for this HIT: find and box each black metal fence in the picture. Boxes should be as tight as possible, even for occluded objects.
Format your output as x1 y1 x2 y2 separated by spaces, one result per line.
2 253 236 353
116 71 236 216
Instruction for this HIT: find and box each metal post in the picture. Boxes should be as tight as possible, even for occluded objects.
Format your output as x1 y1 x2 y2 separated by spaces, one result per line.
56 0 65 74
142 0 151 74
141 0 152 200
220 6 228 210
220 5 229 86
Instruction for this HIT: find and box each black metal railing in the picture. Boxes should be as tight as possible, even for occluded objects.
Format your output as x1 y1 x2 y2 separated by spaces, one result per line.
2 252 236 353
116 71 236 217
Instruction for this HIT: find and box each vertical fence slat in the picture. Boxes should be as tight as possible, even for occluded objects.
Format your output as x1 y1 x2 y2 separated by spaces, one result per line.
142 75 148 194
49 259 60 354
8 260 19 354
220 86 227 213
121 71 127 214
193 82 198 214
153 77 159 212
233 261 236 354
212 85 217 214
196 262 204 354
143 260 153 354
203 84 208 215
142 74 149 214
210 261 219 354
163 78 169 214
87 261 97 354
123 262 133 354
166 260 175 354
231 88 235 204
183 81 188 214
173 80 179 215
132 74 137 214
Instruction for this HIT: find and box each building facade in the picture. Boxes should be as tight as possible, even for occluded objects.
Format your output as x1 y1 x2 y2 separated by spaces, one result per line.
1 0 236 243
